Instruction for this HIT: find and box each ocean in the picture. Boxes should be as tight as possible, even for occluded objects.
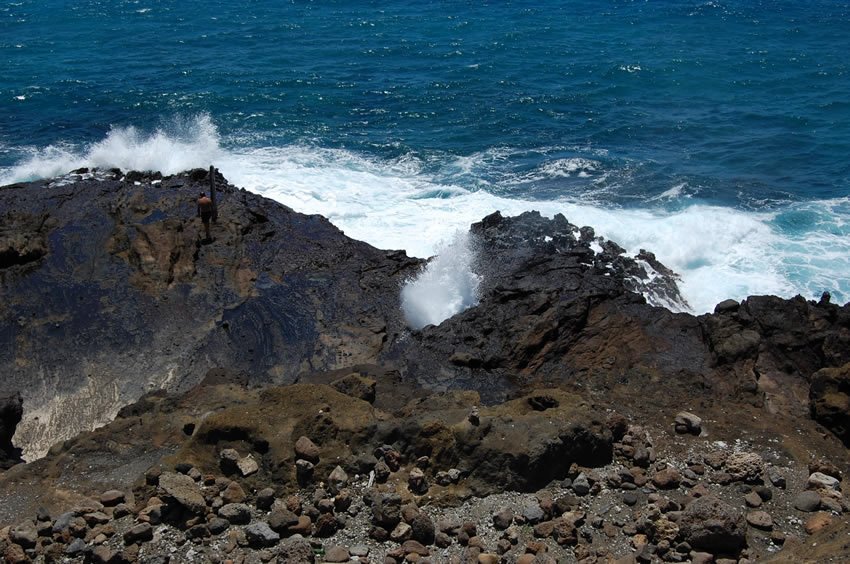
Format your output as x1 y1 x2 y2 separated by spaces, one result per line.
2 0 849 314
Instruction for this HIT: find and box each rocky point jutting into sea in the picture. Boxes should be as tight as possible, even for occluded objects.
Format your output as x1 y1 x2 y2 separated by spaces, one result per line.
0 168 849 563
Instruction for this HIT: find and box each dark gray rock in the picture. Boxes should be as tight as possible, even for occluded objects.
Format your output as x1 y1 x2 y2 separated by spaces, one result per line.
218 503 252 525
793 491 822 512
244 521 280 547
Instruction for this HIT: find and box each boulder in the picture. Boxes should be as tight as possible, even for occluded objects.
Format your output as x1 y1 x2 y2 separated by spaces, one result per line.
158 472 207 515
679 496 746 554
725 452 763 483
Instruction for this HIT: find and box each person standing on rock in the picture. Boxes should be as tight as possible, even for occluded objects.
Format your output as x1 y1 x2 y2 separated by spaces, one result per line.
197 192 214 242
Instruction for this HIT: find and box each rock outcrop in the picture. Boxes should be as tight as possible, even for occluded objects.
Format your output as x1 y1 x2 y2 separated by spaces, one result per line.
1 168 849 563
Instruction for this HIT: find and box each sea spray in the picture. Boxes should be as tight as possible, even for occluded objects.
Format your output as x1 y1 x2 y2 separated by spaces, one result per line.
401 231 482 329
0 114 220 184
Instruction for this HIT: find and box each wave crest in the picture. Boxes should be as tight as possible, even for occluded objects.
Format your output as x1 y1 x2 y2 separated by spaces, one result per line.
0 114 220 184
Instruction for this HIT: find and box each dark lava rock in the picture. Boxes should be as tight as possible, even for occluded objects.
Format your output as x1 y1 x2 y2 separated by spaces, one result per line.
244 521 280 547
0 392 23 469
0 169 421 461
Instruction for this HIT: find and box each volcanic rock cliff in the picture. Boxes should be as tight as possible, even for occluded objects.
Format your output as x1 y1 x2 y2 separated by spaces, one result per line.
1 169 849 563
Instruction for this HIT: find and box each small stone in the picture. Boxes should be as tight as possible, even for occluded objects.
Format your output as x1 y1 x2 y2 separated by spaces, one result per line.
66 538 87 555
767 466 786 488
374 460 391 483
401 539 430 556
690 552 713 564
674 412 702 435
408 467 429 495
755 486 773 501
244 522 280 547
350 545 370 557
222 481 247 504
623 492 639 506
268 507 298 533
807 472 841 492
410 512 436 545
296 459 315 486
744 491 762 508
100 490 125 507
314 514 339 537
219 503 252 525
10 522 38 549
289 515 313 536
324 545 350 562
219 448 241 474
158 471 207 515
208 517 230 535
256 487 276 510
746 511 773 530
804 512 834 535
327 465 349 495
521 502 545 524
493 508 514 530
435 531 452 548
725 452 763 483
809 459 843 480
572 473 591 496
391 521 413 542
237 454 259 477
793 491 822 512
123 523 153 544
295 435 320 463
652 468 682 489
187 523 210 539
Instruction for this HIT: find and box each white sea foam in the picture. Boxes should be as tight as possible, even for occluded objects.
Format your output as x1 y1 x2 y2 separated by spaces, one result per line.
0 114 220 184
218 145 849 314
2 122 848 315
400 231 481 329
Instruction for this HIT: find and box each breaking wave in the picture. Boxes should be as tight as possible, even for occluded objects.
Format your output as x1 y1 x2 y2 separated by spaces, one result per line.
1 119 848 315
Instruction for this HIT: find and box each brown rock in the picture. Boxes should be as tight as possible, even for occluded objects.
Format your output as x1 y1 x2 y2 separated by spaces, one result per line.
744 491 762 508
288 515 312 536
746 511 773 530
401 539 430 556
679 495 746 553
100 490 126 507
652 468 682 489
294 436 320 463
324 545 350 563
804 512 834 535
222 481 247 504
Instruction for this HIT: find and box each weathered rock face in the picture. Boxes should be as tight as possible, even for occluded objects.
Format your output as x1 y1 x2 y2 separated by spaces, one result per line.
2 169 850 469
0 393 23 469
810 363 850 445
0 169 421 460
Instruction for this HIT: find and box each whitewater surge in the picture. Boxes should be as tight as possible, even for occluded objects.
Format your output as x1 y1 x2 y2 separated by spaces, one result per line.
400 231 481 329
0 114 220 185
1 121 847 314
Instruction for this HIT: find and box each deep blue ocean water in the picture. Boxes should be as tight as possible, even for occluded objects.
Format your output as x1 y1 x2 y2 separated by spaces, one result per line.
2 0 849 312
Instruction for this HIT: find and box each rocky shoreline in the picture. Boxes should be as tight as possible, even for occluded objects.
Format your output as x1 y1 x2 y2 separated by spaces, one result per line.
1 168 849 563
